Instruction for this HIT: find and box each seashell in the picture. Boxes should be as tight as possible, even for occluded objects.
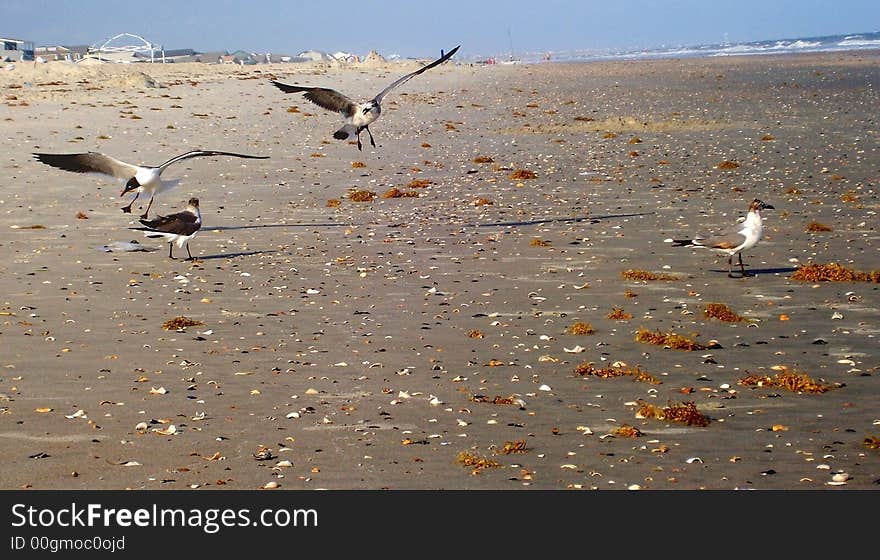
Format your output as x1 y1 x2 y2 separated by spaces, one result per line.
538 384 552 391
149 386 167 395
275 460 293 468
560 464 578 470
304 388 319 395
456 419 469 427
263 482 280 489
152 424 177 436
685 457 703 464
564 345 585 353
397 391 411 399
576 426 593 435
429 396 442 406
832 472 851 483
66 409 87 419
831 311 844 320
135 422 148 432
627 484 642 490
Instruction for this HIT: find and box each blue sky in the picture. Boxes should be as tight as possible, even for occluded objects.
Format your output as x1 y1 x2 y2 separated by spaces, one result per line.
2 0 878 58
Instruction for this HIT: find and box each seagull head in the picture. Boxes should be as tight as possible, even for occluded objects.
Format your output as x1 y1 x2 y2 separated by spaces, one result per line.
751 199 774 211
121 177 141 196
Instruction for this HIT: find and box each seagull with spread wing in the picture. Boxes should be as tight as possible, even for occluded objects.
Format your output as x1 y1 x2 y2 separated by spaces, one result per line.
271 45 460 150
133 197 202 260
33 150 269 218
667 198 775 278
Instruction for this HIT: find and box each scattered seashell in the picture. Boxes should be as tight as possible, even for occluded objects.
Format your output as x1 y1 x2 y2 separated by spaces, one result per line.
685 457 703 464
538 384 552 391
832 472 851 482
152 425 177 436
149 386 167 395
564 345 585 353
263 481 280 489
65 409 87 419
831 311 844 320
135 422 148 432
275 460 293 468
560 464 578 470
627 484 642 490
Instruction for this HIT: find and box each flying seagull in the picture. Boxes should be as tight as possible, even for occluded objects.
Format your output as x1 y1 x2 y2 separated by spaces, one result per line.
33 150 269 218
667 199 774 278
271 45 460 150
133 197 202 260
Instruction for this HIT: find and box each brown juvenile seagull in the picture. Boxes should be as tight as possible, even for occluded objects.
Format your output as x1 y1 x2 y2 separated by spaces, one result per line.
668 199 775 278
271 45 460 150
33 150 269 218
134 198 202 260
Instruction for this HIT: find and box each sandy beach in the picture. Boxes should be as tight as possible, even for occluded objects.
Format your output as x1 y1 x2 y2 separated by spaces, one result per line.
0 50 878 491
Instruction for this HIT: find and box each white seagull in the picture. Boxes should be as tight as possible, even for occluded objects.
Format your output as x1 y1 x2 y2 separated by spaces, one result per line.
33 150 269 218
668 198 774 278
271 45 460 150
133 197 202 260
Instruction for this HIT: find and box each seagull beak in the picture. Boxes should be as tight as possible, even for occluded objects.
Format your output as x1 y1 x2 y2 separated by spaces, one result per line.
121 178 139 196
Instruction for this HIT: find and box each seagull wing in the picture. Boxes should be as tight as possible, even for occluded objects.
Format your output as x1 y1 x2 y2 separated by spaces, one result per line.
271 81 356 116
372 45 460 103
156 150 270 172
33 152 140 180
693 230 746 250
139 210 200 236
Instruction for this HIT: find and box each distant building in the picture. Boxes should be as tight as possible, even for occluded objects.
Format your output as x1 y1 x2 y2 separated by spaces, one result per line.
34 44 91 62
297 50 330 62
1 37 35 61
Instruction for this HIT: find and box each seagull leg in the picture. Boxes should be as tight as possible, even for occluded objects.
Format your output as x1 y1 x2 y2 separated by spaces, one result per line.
168 243 174 259
727 255 735 278
140 196 155 220
355 128 363 151
738 253 749 277
121 192 139 214
186 244 194 261
365 126 376 148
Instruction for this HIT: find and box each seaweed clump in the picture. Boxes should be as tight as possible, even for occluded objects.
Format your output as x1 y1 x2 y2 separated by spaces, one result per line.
791 263 880 283
805 221 832 232
635 328 710 351
162 316 203 331
574 362 661 384
738 370 835 394
612 425 643 438
509 169 537 180
348 190 376 202
457 451 500 473
382 188 419 199
621 269 679 281
703 303 744 322
496 440 528 454
636 401 710 427
607 308 632 320
567 322 594 335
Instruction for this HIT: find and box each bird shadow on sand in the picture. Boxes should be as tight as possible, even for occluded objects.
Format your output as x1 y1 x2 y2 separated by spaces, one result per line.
473 211 654 228
708 266 799 277
195 249 278 261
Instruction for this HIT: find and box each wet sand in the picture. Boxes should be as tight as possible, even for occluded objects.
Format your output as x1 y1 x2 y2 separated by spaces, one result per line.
0 51 878 490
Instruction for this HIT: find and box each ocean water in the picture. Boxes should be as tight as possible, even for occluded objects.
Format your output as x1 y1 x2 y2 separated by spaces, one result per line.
480 31 880 64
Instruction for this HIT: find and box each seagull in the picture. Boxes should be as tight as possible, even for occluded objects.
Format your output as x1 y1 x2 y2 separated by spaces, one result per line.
133 197 202 260
667 199 775 278
33 150 269 218
271 45 460 150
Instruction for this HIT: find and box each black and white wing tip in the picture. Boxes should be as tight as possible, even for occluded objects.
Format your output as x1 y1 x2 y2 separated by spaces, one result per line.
373 44 461 103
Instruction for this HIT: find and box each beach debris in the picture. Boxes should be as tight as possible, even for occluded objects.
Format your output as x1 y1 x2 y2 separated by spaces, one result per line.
575 362 661 384
326 198 342 207
636 401 711 427
621 269 679 281
162 316 203 331
635 328 712 350
703 303 745 322
253 446 274 461
790 263 879 283
75 211 89 219
530 238 551 246
351 161 366 168
738 370 835 394
407 179 432 188
612 424 643 438
496 440 528 454
863 435 880 450
716 160 740 169
472 156 494 164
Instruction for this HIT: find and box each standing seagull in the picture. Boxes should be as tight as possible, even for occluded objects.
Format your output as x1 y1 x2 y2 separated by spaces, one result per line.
667 199 775 278
33 150 269 218
134 197 202 260
271 45 460 150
